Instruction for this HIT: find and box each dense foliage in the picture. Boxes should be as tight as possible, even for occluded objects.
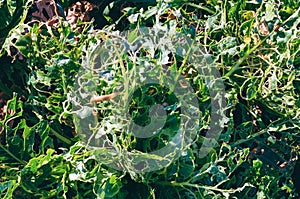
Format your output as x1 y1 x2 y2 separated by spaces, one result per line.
0 0 300 198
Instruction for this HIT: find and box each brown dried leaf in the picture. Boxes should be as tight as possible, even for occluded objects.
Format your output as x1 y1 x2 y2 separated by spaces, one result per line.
66 1 97 31
258 21 269 36
31 0 62 27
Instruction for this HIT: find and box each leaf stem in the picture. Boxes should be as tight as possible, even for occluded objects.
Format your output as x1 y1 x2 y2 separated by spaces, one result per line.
0 144 26 165
185 3 216 15
61 71 68 95
225 40 263 77
49 128 72 145
157 181 252 194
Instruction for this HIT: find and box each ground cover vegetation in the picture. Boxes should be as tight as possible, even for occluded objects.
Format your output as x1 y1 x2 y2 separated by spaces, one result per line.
0 0 300 198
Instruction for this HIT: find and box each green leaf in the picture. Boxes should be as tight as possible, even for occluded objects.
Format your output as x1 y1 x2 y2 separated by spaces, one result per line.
26 149 55 173
127 28 139 43
264 2 276 21
0 180 19 199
